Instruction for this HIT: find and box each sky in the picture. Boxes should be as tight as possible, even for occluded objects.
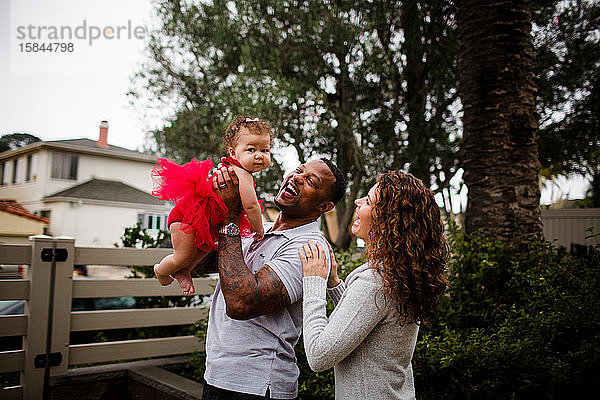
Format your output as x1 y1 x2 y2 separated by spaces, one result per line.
0 0 591 208
1 0 156 151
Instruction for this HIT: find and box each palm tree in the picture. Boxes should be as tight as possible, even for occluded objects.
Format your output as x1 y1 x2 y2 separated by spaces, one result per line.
457 0 542 242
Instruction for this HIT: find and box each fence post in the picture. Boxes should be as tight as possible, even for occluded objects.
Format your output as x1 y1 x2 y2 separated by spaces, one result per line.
48 236 75 377
23 235 55 399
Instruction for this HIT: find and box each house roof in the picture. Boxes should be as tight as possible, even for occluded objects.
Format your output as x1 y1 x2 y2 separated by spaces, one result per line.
0 138 157 164
0 199 49 223
44 179 166 206
47 138 145 156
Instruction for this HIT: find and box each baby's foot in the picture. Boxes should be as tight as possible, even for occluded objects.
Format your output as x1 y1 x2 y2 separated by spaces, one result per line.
172 269 195 295
154 264 174 286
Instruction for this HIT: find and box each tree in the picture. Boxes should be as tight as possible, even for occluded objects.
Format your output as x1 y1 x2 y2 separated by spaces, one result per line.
0 133 41 153
132 0 463 248
534 0 600 206
457 0 542 241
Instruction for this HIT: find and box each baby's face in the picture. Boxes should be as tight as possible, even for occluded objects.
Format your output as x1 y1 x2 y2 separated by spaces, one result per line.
229 127 271 173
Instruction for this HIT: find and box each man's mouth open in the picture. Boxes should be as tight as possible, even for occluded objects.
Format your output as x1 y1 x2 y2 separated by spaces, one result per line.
280 181 299 199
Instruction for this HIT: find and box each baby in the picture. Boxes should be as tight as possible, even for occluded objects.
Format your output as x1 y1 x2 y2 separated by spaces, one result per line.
151 116 273 294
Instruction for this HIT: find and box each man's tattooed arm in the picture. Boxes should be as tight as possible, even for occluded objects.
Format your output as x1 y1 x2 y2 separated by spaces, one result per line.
217 232 290 320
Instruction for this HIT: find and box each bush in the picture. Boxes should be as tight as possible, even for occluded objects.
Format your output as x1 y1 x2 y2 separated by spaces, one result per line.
413 224 600 399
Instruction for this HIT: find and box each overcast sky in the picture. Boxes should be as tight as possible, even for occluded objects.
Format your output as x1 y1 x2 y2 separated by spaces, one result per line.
1 0 156 151
0 0 590 206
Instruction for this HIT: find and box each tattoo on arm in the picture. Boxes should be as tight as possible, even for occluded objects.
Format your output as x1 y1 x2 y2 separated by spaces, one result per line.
218 233 290 319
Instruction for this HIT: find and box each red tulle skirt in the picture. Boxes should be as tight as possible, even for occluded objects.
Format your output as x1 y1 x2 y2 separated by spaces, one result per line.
151 158 253 251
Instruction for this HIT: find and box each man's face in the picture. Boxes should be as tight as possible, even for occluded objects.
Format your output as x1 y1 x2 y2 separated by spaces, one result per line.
274 160 335 217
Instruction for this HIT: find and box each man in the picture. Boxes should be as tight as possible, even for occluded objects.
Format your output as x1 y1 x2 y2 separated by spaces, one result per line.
198 158 346 400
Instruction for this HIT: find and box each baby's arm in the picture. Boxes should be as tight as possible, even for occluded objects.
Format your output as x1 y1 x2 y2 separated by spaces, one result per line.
234 167 264 239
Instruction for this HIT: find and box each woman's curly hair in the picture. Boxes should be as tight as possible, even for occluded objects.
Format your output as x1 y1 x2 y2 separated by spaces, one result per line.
368 171 449 324
223 115 273 152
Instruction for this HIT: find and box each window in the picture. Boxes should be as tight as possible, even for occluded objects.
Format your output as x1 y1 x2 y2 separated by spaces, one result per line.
138 213 168 230
38 210 51 235
12 159 18 184
26 155 33 181
51 152 78 180
0 162 5 185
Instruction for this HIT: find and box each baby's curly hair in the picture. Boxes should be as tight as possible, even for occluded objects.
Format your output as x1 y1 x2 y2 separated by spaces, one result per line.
223 116 274 152
368 171 449 325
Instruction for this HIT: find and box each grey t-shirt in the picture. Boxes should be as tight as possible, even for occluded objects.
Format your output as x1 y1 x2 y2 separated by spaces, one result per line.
204 221 330 399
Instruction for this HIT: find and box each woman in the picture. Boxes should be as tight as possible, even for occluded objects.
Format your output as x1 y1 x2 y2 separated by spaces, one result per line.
299 171 448 400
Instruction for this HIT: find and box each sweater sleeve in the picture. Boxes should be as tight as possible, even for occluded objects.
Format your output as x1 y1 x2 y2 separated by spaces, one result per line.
302 273 387 372
326 280 346 305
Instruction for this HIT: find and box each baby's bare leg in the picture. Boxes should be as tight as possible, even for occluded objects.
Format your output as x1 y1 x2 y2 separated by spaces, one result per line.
171 250 210 295
154 223 196 287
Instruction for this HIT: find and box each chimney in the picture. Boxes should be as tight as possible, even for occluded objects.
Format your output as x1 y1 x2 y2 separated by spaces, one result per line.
97 120 109 149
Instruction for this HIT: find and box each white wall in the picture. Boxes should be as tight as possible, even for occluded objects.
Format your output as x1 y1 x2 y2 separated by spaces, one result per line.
78 153 155 193
1 146 164 247
0 148 156 210
46 200 169 247
0 150 76 205
0 152 49 204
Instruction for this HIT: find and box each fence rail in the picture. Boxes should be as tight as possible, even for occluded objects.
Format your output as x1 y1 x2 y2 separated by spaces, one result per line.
71 277 215 297
0 236 215 399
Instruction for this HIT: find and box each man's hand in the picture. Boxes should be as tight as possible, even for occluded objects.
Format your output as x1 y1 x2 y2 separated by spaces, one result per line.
213 166 243 217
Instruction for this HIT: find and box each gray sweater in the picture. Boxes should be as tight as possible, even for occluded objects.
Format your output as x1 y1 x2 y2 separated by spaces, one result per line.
302 263 419 400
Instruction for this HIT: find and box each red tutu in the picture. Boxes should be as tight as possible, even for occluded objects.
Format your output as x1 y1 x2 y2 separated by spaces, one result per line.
151 158 254 251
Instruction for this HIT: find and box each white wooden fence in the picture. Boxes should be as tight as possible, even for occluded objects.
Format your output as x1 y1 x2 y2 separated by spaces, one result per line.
0 236 216 399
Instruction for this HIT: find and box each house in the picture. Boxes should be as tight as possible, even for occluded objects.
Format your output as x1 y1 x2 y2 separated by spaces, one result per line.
0 199 49 244
0 121 171 247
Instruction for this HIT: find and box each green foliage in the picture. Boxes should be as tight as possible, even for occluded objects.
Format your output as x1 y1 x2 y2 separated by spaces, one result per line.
114 222 171 279
413 224 600 399
0 133 41 152
132 0 463 248
535 1 600 204
185 319 209 383
114 222 196 310
0 133 42 153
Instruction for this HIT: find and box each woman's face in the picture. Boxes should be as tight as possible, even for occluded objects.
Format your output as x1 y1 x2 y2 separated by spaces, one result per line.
351 184 379 243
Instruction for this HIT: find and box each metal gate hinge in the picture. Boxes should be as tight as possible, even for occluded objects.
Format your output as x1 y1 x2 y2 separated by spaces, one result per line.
41 248 68 262
34 352 62 368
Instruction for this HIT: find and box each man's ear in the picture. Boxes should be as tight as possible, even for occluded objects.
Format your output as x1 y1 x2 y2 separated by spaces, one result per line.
318 201 335 214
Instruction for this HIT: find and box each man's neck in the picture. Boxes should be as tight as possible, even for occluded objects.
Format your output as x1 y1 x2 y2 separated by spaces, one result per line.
271 212 319 231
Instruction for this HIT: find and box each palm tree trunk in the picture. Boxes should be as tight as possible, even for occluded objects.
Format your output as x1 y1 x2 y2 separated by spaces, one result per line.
457 0 542 241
